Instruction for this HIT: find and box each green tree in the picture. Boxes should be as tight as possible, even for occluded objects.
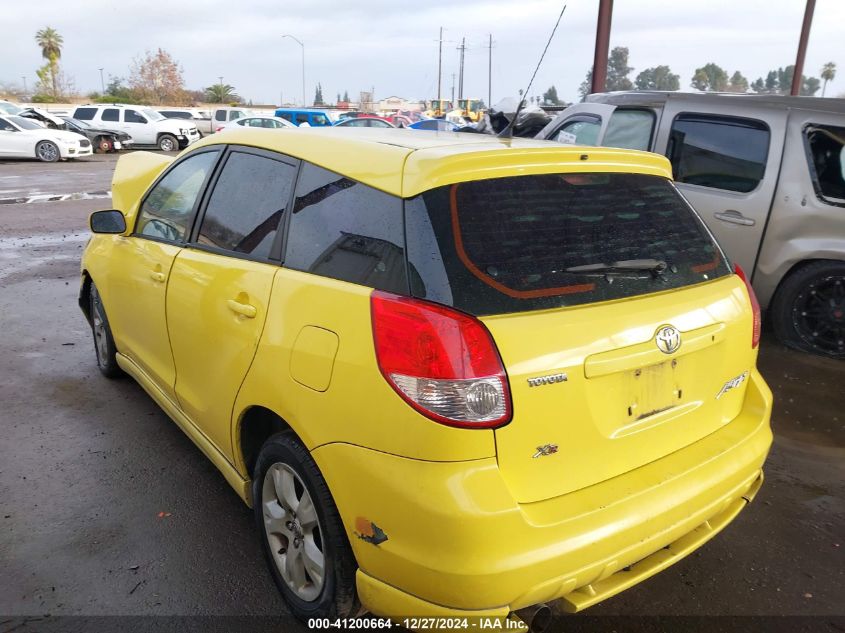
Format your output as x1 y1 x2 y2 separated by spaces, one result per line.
764 70 778 92
635 65 680 91
801 76 820 96
205 83 240 103
691 63 728 91
343 89 349 102
542 85 561 105
728 71 749 93
34 27 64 99
750 78 766 93
578 46 634 99
314 82 324 105
821 62 837 97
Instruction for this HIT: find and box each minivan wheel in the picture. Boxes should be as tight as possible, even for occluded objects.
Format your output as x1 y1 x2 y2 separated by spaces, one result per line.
253 432 358 620
35 140 60 162
770 260 845 358
157 134 178 152
89 283 124 377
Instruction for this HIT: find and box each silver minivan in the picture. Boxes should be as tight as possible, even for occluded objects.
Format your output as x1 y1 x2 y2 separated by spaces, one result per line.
539 92 845 358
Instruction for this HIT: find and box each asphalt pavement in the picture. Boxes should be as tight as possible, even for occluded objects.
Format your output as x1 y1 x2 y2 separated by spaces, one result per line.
0 155 842 632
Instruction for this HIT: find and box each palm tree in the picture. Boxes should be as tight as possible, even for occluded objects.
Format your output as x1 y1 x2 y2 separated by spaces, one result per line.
821 62 837 97
35 27 63 98
205 83 239 104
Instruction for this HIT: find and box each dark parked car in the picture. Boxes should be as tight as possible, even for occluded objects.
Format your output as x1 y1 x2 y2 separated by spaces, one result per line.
61 117 132 153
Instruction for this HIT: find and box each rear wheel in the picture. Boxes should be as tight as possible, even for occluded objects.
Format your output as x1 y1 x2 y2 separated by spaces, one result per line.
253 432 358 621
157 134 178 152
770 260 845 358
35 140 59 162
96 136 112 153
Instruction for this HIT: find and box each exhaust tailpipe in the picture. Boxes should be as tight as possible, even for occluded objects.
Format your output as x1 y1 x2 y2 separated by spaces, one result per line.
514 603 552 633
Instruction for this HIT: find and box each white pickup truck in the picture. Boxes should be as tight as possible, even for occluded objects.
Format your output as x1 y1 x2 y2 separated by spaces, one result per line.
157 107 253 135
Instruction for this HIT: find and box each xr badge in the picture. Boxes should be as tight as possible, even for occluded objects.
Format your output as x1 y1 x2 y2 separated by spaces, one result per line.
533 444 559 458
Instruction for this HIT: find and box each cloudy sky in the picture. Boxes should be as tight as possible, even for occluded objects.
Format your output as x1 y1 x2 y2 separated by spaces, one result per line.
2 0 843 106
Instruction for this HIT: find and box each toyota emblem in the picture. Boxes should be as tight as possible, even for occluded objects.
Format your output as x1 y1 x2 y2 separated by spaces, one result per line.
655 325 681 354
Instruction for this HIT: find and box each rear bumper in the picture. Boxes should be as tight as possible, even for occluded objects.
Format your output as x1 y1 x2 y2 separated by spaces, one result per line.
313 369 772 617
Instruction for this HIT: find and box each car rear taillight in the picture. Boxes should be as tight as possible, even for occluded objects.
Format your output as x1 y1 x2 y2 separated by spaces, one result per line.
735 264 761 348
371 291 512 429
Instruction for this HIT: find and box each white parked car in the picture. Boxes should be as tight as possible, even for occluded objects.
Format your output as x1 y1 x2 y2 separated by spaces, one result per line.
217 115 296 132
0 114 93 161
71 104 200 151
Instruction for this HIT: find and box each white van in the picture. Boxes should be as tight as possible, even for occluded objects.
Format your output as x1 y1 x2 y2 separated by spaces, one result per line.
72 104 200 151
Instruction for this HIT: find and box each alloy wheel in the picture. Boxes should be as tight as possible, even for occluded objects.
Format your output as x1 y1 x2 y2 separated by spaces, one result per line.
37 141 58 162
792 275 845 357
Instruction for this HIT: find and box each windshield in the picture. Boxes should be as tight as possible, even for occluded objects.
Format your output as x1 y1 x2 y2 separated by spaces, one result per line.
7 116 42 130
63 117 90 129
0 102 22 115
405 173 730 316
142 108 165 121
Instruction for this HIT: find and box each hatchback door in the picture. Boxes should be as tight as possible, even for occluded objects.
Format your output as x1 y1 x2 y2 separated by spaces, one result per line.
654 103 787 276
405 171 757 503
166 147 297 456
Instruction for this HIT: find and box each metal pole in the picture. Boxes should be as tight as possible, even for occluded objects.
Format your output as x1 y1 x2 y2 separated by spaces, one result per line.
98 68 105 93
451 73 455 105
282 35 306 106
791 0 816 96
437 27 443 102
591 0 613 95
488 34 492 107
22 76 27 96
457 37 466 101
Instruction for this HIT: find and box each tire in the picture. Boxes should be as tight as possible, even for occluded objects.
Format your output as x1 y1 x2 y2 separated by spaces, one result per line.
157 134 178 152
770 260 845 358
96 136 112 153
89 282 123 378
35 140 60 162
253 432 358 621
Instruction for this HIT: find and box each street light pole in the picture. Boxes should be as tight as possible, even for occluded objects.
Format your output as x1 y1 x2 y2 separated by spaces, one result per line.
99 68 105 94
21 76 27 96
282 34 306 106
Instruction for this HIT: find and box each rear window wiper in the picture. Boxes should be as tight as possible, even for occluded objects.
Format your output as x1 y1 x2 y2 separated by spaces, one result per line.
565 259 669 278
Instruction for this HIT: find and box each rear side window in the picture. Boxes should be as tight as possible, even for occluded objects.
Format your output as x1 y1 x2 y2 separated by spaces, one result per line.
136 151 219 242
102 108 119 122
295 114 309 125
215 110 227 121
405 173 730 316
74 107 96 121
552 115 601 145
284 164 407 293
278 112 293 122
196 151 296 259
804 124 845 205
668 113 769 193
604 109 654 150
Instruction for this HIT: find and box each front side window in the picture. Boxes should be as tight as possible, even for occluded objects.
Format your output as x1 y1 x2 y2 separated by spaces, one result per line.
668 113 769 193
313 114 329 126
604 109 654 150
102 108 119 122
405 173 730 316
285 164 407 293
552 115 601 145
124 109 146 124
196 151 296 259
804 124 845 205
136 151 219 242
74 107 97 121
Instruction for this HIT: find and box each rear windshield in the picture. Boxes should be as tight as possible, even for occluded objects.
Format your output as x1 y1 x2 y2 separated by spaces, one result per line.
405 173 730 316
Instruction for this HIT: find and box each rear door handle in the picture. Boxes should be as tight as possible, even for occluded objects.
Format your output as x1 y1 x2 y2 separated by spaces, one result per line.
227 299 257 319
150 271 166 282
714 210 755 226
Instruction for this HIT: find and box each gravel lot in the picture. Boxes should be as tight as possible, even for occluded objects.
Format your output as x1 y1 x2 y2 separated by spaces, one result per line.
1 154 842 632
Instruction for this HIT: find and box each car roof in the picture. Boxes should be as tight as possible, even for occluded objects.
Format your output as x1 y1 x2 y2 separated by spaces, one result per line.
587 91 845 114
187 127 673 197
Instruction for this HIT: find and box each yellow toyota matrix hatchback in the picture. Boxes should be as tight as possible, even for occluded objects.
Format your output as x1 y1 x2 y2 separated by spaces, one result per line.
79 128 773 625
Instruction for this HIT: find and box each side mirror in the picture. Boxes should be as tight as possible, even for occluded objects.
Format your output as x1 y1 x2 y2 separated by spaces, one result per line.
90 210 127 234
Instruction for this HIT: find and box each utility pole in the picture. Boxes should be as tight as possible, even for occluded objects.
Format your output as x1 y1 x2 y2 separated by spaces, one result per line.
437 27 443 101
282 35 306 106
457 37 466 101
21 76 27 96
218 76 224 86
792 0 816 95
98 68 105 94
451 73 456 105
591 0 614 94
486 34 493 106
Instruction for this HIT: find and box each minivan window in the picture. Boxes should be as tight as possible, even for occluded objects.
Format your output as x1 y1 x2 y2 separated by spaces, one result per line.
668 113 769 193
74 107 97 121
102 108 119 122
804 124 845 205
136 151 219 242
405 173 730 316
285 164 408 293
197 151 296 259
552 115 601 145
604 109 654 150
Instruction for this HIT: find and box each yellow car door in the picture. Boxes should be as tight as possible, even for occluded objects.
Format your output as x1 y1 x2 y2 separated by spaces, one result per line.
165 147 298 458
105 149 221 400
